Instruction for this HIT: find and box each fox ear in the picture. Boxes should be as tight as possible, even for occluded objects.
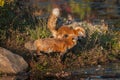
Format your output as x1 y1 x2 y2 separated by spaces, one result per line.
78 31 86 38
74 27 80 30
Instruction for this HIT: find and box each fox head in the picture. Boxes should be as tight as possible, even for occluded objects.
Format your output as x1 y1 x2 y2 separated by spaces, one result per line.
52 8 60 17
74 26 86 38
56 26 86 39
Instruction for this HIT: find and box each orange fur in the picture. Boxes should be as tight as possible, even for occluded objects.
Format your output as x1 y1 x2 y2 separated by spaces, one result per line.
33 35 78 55
47 8 86 39
74 26 86 37
56 26 86 39
47 8 60 37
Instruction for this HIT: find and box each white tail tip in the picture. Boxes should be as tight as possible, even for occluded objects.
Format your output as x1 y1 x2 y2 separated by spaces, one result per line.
52 8 60 17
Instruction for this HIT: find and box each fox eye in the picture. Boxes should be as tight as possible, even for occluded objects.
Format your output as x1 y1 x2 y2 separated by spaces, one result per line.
72 37 74 40
63 34 68 38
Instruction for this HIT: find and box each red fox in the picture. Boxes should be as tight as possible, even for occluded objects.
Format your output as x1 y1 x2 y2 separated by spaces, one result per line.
47 8 60 38
56 26 86 39
25 35 78 56
34 35 77 55
47 8 86 39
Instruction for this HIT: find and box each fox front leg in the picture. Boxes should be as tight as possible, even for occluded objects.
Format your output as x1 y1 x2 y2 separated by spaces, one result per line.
59 53 66 64
36 48 43 56
33 48 43 62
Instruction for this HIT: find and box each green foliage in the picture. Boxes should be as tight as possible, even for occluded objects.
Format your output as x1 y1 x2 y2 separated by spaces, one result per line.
69 0 91 19
99 31 120 50
0 0 4 7
27 26 51 40
0 0 35 30
0 29 6 40
0 0 37 40
36 63 46 71
15 35 24 45
0 1 21 43
26 18 51 40
0 0 120 73
85 31 119 50
36 61 48 71
0 3 15 29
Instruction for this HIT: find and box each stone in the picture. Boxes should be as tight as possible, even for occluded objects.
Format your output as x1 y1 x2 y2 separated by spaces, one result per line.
0 47 28 74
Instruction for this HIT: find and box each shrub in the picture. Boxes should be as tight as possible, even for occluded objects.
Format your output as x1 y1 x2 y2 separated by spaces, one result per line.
26 18 51 40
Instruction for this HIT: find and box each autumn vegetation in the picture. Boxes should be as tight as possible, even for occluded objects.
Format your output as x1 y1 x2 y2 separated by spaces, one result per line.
0 0 120 79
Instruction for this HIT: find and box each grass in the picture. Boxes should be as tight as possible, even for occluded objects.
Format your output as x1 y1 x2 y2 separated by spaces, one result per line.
27 25 51 40
0 29 6 40
0 1 120 79
2 23 118 67
69 0 91 19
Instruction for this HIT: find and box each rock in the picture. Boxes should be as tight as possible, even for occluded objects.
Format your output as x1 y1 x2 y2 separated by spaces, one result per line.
0 76 16 80
0 47 28 74
0 75 28 80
